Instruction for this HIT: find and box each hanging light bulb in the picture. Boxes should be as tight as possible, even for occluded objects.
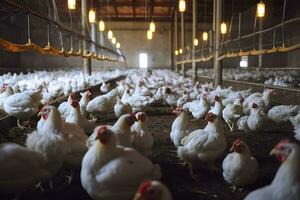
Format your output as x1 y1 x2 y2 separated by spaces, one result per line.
112 37 116 44
193 38 199 46
108 30 113 39
179 0 186 12
147 30 153 40
89 9 96 23
116 42 120 49
179 48 183 54
68 0 76 10
221 22 227 34
202 32 208 41
150 21 156 33
257 1 265 18
99 20 105 32
175 50 179 55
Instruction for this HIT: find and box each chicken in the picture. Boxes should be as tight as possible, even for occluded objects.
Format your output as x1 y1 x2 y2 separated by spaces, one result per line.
222 98 244 132
58 93 76 119
114 96 132 118
100 81 113 93
131 112 153 155
4 88 42 128
86 88 118 114
244 140 300 200
162 87 180 106
183 96 209 120
189 82 201 100
289 114 300 141
268 105 300 123
81 127 161 200
243 89 276 114
170 106 189 147
26 106 69 175
133 180 172 200
178 113 226 174
88 113 137 147
65 99 96 135
237 116 250 132
222 139 258 191
153 87 164 105
122 89 154 112
79 90 92 117
0 143 51 194
0 84 14 109
247 103 273 132
209 95 224 118
177 91 190 106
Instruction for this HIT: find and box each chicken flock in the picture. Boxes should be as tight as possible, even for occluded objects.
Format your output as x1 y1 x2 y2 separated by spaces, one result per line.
0 69 300 200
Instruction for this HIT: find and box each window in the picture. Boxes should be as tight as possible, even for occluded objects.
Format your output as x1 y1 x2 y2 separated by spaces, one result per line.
139 53 148 69
240 56 248 68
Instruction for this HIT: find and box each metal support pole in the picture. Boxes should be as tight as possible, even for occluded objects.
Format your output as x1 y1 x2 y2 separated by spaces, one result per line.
91 23 97 54
181 12 185 77
258 18 263 68
82 0 91 75
175 11 179 72
170 18 174 71
192 0 197 80
213 0 222 87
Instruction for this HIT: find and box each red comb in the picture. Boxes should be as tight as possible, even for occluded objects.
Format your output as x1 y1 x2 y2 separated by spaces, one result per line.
138 181 152 194
98 126 108 134
232 138 241 147
275 139 290 148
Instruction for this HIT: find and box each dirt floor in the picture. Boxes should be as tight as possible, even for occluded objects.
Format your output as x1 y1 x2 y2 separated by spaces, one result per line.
0 106 298 200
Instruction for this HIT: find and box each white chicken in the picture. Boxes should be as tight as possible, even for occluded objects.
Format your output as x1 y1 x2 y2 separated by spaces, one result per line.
0 84 14 109
183 96 209 120
100 81 113 93
88 113 137 147
133 180 172 200
0 143 51 194
79 90 92 117
4 87 42 127
222 139 258 191
87 88 118 114
162 87 180 106
114 96 132 118
244 140 300 200
58 93 76 119
209 95 224 118
289 114 300 141
247 103 273 132
122 89 154 112
131 112 153 155
65 99 96 135
81 127 161 200
243 89 276 114
222 98 244 132
267 105 299 123
170 106 189 147
178 113 226 174
177 91 190 106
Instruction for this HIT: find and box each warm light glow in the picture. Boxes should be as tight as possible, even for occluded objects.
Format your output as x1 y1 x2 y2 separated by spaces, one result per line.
139 53 148 69
150 21 156 32
175 50 179 55
108 30 113 39
221 22 227 34
193 38 199 46
179 48 183 54
112 37 116 44
179 0 186 12
202 32 208 41
68 0 76 10
88 9 96 23
116 43 120 48
147 30 153 40
257 1 265 18
99 20 105 32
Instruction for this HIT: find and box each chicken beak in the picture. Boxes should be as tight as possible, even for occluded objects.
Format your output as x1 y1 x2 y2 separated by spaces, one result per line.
229 146 235 152
269 148 278 156
37 111 43 117
133 193 142 200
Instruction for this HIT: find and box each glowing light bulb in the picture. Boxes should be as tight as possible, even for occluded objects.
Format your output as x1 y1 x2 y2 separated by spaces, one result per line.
257 1 265 18
150 21 156 32
88 9 96 23
116 43 120 48
112 37 116 44
68 0 76 10
147 30 153 40
193 38 199 46
179 0 186 12
99 20 105 32
179 48 183 54
108 30 113 39
202 32 208 41
221 22 227 34
175 50 179 55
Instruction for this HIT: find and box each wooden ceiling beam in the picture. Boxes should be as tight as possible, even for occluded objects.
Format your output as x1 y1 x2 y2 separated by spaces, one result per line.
132 0 136 18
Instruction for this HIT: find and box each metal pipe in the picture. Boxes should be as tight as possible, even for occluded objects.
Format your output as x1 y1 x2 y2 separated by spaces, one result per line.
181 12 185 77
82 0 91 75
27 13 31 43
90 23 97 54
192 0 197 80
174 10 179 72
47 23 50 46
170 16 174 71
213 0 222 86
258 18 263 68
